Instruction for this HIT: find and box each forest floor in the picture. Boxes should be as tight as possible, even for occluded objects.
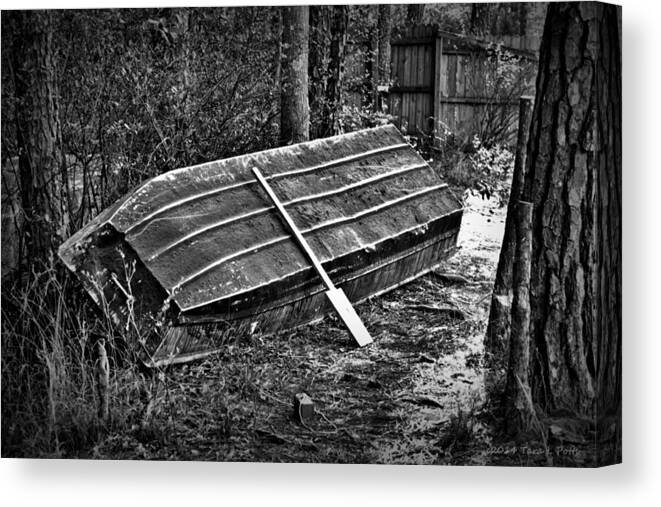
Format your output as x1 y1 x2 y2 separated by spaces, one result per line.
88 191 533 464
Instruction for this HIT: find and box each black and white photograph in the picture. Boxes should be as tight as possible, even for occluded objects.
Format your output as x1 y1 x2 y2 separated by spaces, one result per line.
1 0 623 473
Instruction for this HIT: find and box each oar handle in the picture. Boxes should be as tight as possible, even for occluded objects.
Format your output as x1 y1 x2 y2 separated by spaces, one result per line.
252 167 335 291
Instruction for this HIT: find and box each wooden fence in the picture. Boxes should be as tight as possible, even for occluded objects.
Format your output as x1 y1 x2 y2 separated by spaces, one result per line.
388 26 538 143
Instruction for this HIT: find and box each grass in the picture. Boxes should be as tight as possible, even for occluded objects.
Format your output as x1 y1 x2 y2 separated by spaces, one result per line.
1 255 494 462
1 260 153 458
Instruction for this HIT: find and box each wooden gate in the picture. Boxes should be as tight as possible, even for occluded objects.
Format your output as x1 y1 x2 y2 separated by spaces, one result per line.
389 26 537 143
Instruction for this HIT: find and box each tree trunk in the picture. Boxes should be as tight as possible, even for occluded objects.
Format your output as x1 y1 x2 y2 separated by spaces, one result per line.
504 201 535 435
274 8 282 107
321 5 348 137
518 3 528 37
308 6 331 139
280 6 310 145
406 4 425 26
485 96 534 356
9 10 67 265
509 2 621 462
374 4 392 111
469 3 490 35
173 8 193 165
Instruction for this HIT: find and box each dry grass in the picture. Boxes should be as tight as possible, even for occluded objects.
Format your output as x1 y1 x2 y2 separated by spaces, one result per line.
1 261 153 457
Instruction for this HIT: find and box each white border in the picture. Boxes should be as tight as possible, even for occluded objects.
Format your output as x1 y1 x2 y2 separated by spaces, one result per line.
2 1 660 506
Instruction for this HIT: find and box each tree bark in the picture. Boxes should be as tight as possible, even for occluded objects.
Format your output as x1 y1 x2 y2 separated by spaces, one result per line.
509 2 621 461
321 5 348 137
469 3 490 35
173 8 193 165
280 6 310 145
518 3 528 37
9 10 67 265
374 4 392 111
406 4 425 26
308 6 330 139
504 201 535 435
485 96 534 356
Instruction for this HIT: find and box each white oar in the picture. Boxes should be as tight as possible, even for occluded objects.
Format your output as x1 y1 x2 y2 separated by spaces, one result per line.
252 167 373 347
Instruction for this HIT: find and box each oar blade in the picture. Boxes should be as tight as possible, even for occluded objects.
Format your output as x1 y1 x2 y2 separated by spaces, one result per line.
325 288 373 347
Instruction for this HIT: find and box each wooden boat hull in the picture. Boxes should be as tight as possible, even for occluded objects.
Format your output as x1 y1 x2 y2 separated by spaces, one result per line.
58 125 463 366
153 219 460 366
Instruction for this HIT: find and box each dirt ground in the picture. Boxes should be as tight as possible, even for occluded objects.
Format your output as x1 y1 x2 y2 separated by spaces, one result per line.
89 191 516 464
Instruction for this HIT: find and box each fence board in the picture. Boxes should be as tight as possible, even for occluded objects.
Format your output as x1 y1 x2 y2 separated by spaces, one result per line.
447 55 457 96
416 44 425 89
387 27 537 142
456 56 465 97
433 37 443 134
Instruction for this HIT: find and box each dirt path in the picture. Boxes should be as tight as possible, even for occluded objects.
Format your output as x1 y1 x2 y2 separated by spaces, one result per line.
95 193 507 463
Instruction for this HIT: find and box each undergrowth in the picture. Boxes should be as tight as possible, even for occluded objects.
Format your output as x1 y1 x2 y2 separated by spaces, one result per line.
404 126 515 202
0 261 152 457
433 133 514 200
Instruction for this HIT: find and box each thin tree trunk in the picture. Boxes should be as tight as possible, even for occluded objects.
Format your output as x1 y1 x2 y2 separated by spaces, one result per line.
504 201 534 435
174 8 193 165
406 4 425 26
308 6 331 139
280 6 310 145
322 5 348 137
374 4 392 111
518 2 528 37
485 96 534 356
9 10 67 265
469 3 490 35
274 8 282 108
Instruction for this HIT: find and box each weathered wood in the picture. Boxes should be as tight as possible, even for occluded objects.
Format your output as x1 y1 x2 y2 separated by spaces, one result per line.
403 304 468 320
253 167 372 347
149 231 459 366
447 54 457 97
430 271 470 284
389 85 433 94
401 91 410 131
389 29 536 142
456 55 465 97
391 37 435 46
433 36 443 139
416 43 425 90
439 96 519 105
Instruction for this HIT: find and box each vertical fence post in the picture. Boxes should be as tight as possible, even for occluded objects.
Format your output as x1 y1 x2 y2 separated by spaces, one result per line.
485 95 534 355
504 200 535 434
433 36 444 146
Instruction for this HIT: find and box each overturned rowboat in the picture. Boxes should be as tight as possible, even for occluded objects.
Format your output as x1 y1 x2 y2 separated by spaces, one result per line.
59 125 463 366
